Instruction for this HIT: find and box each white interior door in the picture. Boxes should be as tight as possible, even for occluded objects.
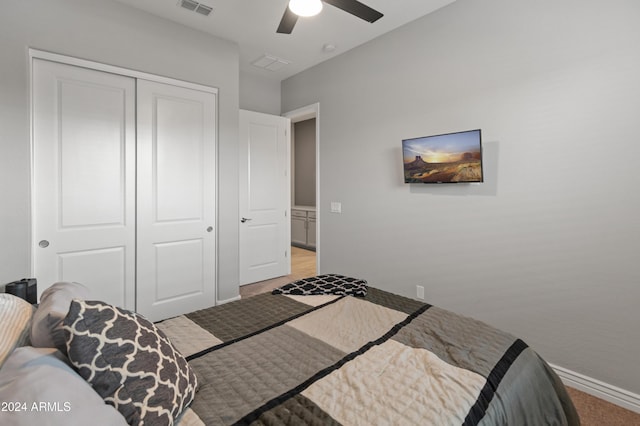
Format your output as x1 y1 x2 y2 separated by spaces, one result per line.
239 110 290 285
32 59 136 309
136 79 216 321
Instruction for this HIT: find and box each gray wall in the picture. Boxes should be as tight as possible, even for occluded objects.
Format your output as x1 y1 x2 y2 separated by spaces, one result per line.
282 0 640 394
0 0 240 301
239 70 281 115
294 118 316 207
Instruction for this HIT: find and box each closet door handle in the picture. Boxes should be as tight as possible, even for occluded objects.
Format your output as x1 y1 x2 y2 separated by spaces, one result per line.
39 240 50 248
241 217 252 223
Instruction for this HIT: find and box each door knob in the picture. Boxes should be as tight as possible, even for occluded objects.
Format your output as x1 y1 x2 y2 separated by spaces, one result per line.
39 240 50 248
241 217 252 223
206 226 213 232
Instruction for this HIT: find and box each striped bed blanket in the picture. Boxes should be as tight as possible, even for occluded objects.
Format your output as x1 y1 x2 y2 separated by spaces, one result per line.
157 287 578 425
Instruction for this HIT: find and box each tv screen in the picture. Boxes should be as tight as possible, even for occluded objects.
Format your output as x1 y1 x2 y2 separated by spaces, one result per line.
402 129 483 183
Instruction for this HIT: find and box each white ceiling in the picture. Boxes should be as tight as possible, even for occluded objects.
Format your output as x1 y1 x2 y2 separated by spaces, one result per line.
113 0 456 82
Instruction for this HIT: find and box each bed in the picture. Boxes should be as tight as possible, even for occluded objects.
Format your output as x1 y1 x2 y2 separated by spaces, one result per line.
0 277 579 425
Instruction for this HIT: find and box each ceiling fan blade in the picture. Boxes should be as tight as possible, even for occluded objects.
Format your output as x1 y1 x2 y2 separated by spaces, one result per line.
277 7 299 34
323 0 383 23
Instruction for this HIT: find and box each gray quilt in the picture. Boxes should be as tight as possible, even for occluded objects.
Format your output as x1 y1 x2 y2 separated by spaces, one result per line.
156 288 579 426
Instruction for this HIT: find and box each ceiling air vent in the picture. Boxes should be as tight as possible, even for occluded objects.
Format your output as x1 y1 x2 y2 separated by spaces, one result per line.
179 0 213 16
251 54 291 72
194 4 213 16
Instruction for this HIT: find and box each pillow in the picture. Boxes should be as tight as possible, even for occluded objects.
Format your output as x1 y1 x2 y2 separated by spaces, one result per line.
30 281 90 352
0 294 34 368
272 273 368 297
0 346 127 425
63 300 198 426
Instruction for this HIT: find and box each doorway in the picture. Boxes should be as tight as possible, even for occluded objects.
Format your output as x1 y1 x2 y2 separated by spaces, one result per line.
283 103 320 275
238 103 319 298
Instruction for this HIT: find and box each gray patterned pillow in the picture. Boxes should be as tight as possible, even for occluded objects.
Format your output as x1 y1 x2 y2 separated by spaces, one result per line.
272 274 368 297
63 300 198 425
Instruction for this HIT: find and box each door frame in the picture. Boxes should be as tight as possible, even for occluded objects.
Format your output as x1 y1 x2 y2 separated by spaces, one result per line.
282 103 320 272
29 48 219 306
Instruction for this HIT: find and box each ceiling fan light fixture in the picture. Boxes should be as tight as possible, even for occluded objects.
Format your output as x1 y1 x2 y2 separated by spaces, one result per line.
288 0 323 17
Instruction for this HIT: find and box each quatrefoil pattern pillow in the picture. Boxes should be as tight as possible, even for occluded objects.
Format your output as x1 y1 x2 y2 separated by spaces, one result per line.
63 300 197 425
272 274 368 297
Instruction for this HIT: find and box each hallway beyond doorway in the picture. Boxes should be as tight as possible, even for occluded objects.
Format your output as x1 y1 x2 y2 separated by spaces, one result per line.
239 247 316 298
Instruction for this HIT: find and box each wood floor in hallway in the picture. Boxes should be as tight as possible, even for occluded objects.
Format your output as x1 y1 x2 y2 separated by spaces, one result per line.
239 246 316 298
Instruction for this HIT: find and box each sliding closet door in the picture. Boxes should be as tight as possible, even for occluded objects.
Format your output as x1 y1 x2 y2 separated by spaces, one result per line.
136 80 216 321
32 59 136 308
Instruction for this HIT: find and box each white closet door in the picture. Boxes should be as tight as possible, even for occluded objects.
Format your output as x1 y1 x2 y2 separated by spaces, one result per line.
32 59 136 308
136 79 216 321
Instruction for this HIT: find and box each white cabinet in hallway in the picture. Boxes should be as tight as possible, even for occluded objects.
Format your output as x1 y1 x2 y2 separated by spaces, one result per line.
291 207 316 250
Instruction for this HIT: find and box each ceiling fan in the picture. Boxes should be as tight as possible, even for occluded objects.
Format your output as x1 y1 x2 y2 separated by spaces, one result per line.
277 0 384 34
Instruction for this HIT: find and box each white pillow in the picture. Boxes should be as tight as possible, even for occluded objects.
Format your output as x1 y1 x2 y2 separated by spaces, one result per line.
30 281 90 352
0 294 33 368
0 347 126 425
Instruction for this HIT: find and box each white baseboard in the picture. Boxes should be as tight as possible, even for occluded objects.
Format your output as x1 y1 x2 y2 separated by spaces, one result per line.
216 295 241 305
550 363 640 414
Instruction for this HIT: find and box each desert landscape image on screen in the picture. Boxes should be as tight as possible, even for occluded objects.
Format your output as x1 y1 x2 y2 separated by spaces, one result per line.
403 129 483 183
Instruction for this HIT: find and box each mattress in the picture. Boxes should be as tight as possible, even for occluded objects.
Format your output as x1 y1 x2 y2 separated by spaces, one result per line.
157 287 579 426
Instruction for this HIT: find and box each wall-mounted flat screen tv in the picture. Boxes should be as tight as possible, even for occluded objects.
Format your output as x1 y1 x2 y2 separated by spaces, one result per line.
402 129 483 183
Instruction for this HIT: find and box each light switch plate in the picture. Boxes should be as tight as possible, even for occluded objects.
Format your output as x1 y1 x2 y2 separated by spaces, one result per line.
330 202 342 213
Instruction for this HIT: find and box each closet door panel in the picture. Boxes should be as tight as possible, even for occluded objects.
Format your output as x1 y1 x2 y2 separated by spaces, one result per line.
137 79 216 322
58 247 128 305
155 97 204 222
32 59 136 308
154 240 204 299
58 80 126 227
